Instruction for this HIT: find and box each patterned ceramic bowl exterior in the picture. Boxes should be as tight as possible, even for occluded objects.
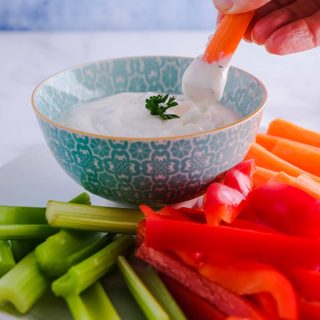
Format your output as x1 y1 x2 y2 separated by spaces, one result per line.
32 56 267 205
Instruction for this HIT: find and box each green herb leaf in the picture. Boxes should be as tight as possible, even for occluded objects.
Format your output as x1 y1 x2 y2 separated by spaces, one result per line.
145 94 180 120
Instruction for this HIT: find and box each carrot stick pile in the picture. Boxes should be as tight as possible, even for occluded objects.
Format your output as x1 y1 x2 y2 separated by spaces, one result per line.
246 118 320 198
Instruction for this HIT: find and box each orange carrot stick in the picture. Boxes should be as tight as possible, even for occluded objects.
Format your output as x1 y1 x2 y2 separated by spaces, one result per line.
203 11 255 63
255 134 278 151
245 143 320 183
270 173 320 200
256 134 320 176
267 119 320 148
253 166 277 187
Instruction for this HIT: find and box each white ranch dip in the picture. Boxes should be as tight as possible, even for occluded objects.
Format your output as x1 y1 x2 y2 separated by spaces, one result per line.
59 55 239 138
59 91 239 138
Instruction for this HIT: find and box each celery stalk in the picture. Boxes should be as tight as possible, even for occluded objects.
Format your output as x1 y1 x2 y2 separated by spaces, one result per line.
140 266 186 320
0 225 57 239
52 235 134 298
66 281 120 320
0 241 15 277
46 201 143 234
8 192 91 262
9 239 42 262
0 252 49 313
117 256 169 320
68 192 91 206
0 206 46 224
0 193 92 314
35 231 114 278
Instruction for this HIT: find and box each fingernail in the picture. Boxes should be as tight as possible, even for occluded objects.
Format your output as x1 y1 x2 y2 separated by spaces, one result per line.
213 0 234 12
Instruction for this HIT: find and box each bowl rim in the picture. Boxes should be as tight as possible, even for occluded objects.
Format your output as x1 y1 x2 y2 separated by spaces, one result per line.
31 55 268 141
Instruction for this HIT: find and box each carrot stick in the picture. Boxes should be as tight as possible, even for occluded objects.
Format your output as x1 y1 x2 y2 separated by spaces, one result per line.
267 119 320 148
203 11 255 63
255 134 278 151
256 134 320 176
256 134 320 152
296 174 320 200
253 167 277 187
245 143 320 183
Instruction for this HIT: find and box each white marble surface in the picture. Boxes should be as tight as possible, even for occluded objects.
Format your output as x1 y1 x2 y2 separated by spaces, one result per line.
0 31 319 168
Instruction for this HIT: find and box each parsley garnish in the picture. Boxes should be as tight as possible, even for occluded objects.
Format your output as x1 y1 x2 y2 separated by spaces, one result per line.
145 94 180 120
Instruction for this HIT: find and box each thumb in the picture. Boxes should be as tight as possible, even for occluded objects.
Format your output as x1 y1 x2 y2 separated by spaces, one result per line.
213 0 271 14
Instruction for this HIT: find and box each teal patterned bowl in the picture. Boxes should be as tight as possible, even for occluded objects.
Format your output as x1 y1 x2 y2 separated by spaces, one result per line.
32 56 267 206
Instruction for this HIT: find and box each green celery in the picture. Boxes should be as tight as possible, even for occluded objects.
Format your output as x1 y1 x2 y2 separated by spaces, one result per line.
117 256 169 320
46 201 143 234
0 225 57 239
140 266 186 320
66 281 120 320
68 192 91 206
0 241 15 277
52 235 134 298
35 231 114 278
0 206 46 224
0 252 49 313
0 193 92 314
8 192 91 262
9 239 42 262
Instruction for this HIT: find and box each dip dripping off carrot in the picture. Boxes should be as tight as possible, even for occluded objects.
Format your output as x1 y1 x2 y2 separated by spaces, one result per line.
203 11 255 63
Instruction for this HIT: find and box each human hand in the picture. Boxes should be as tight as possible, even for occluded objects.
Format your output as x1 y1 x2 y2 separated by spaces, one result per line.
213 0 320 55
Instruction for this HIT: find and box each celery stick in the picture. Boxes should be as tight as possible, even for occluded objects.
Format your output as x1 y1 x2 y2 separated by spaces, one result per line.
35 231 114 278
52 235 134 298
68 192 91 206
46 201 143 234
140 266 186 320
66 281 120 320
117 256 169 320
0 206 46 224
0 225 57 239
0 241 15 277
7 192 91 262
0 252 49 313
9 239 41 262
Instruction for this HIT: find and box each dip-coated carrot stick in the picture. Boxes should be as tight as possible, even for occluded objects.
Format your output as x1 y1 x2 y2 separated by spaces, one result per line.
203 11 255 63
256 134 320 176
245 143 320 183
267 119 320 148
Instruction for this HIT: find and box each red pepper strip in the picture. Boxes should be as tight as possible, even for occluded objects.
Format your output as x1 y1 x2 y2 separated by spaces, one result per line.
299 299 320 320
141 205 205 267
204 183 245 225
242 182 320 238
229 219 279 233
137 222 267 319
160 273 227 320
224 160 256 197
198 257 298 320
251 293 279 320
284 268 320 302
145 216 320 267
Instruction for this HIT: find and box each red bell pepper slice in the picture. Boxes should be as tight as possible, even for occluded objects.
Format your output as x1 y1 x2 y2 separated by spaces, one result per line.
299 299 320 320
198 257 298 320
145 215 320 267
251 293 279 320
204 183 245 225
223 159 255 196
242 182 320 238
161 273 227 320
284 267 320 302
